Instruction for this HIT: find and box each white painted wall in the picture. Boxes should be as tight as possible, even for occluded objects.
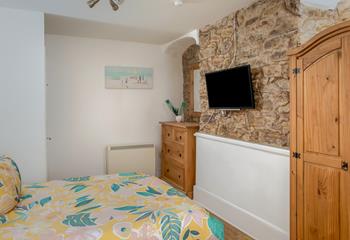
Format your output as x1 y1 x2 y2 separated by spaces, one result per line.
46 35 183 180
0 7 46 184
194 133 290 240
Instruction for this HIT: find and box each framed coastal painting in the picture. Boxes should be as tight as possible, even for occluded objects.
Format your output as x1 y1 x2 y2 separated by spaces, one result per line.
105 66 153 89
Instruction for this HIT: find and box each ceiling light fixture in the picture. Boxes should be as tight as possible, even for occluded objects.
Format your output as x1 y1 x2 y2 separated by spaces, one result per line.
174 0 184 7
87 0 124 11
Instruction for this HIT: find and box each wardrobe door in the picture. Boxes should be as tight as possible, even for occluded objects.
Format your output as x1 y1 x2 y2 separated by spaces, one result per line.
296 38 346 240
340 36 350 240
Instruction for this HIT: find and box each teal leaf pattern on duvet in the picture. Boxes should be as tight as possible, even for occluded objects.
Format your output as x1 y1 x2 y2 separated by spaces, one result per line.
116 204 183 226
114 206 144 212
115 205 159 223
26 184 47 189
118 172 137 177
183 229 190 240
137 192 155 197
26 196 52 210
161 214 181 240
137 186 162 197
64 176 90 182
167 188 186 197
135 211 154 222
75 195 94 208
111 180 140 192
68 184 88 193
208 214 224 240
14 211 28 221
0 215 7 224
20 194 32 201
29 201 38 209
183 229 200 240
39 196 52 207
62 213 97 227
111 183 120 192
77 205 101 214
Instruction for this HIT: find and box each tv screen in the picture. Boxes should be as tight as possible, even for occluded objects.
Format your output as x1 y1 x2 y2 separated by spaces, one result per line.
205 65 255 109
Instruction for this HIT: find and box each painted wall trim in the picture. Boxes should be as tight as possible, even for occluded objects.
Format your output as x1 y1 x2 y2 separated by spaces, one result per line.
194 133 290 240
162 29 199 55
194 132 290 157
194 186 289 240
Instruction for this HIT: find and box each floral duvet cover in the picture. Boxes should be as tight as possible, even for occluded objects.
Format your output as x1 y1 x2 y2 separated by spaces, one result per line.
0 173 223 240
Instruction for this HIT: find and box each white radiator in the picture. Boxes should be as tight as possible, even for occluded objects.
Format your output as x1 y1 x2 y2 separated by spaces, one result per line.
106 144 156 176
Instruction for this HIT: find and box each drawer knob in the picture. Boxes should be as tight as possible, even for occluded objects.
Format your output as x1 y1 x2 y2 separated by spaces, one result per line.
178 175 181 179
168 149 170 153
179 154 182 157
179 136 182 140
167 169 170 173
168 133 170 137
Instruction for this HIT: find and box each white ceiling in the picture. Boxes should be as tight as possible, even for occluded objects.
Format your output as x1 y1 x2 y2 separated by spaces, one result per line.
0 0 341 44
0 0 256 44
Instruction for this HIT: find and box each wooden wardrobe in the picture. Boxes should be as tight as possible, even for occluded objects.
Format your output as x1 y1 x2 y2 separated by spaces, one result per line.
289 21 350 240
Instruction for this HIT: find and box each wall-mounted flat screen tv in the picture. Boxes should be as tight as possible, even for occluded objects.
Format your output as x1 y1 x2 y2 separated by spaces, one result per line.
205 65 255 109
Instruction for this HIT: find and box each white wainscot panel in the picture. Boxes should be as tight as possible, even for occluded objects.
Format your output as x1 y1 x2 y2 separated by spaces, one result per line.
194 133 290 240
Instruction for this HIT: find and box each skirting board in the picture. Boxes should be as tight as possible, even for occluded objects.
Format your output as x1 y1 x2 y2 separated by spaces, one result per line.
194 186 288 240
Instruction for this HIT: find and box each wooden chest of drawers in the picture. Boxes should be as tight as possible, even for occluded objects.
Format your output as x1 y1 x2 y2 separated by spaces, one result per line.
160 122 199 198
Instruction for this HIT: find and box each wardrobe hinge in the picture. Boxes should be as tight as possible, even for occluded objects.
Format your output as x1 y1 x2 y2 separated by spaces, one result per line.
292 68 301 75
341 161 349 171
292 152 301 159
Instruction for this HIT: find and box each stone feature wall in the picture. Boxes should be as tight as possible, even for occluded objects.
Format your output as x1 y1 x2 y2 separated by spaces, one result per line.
182 44 200 122
182 0 350 148
299 3 350 44
338 0 350 20
199 0 299 147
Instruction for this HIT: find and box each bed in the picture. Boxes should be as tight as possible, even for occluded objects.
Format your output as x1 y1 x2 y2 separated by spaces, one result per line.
0 172 223 240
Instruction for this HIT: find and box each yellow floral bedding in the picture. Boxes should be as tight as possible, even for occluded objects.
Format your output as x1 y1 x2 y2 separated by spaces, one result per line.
0 156 22 215
0 173 223 240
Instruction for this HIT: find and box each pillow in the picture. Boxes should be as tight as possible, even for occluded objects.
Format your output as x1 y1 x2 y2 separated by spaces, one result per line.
0 156 21 214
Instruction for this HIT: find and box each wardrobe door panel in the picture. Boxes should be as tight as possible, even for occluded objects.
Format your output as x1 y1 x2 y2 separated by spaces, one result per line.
304 51 339 157
304 163 340 240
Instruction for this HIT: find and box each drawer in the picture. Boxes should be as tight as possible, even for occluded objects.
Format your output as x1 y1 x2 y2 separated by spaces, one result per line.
163 143 185 164
163 126 173 142
174 128 186 144
163 161 184 188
